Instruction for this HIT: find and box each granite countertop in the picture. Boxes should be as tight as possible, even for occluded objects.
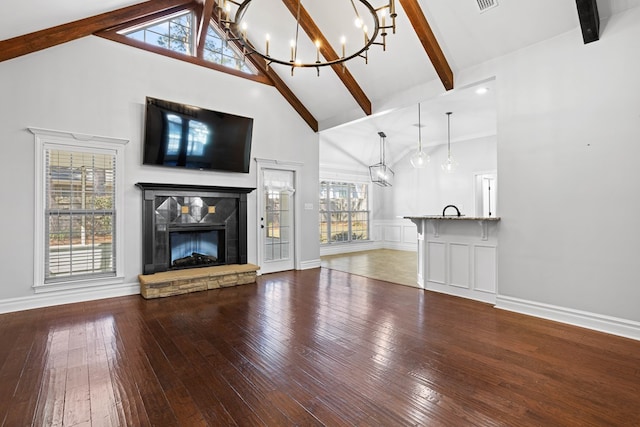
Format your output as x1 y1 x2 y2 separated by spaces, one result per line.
404 216 501 221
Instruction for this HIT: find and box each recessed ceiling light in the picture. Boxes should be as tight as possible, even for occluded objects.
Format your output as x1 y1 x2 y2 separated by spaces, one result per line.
475 87 489 95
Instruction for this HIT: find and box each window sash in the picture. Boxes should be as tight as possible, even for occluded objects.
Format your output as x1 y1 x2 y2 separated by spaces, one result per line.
320 181 369 244
122 11 256 74
44 148 117 282
31 127 128 293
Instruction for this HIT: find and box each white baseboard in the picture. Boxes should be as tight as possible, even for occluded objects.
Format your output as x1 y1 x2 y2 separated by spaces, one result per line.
383 241 417 252
320 241 382 256
496 295 640 341
427 281 496 305
299 259 321 270
0 282 140 314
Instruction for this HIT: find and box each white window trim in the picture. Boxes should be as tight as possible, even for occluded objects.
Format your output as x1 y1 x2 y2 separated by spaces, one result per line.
30 127 129 294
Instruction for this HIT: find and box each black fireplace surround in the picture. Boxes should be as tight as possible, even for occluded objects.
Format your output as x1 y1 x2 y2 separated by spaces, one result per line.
136 183 255 275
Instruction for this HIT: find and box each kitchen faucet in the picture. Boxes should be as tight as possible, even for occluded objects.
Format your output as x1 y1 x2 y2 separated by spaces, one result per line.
442 205 461 217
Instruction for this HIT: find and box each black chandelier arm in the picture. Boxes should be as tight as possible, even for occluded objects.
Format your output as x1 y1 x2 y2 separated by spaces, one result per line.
227 0 393 69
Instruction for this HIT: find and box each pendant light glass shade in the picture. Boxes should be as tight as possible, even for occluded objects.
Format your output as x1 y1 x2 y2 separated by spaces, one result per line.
441 112 458 173
410 103 430 168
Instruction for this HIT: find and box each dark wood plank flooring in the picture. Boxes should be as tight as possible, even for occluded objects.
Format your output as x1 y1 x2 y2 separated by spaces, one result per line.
1 268 639 426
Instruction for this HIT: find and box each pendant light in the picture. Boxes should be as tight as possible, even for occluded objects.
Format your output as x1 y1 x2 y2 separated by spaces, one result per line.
410 102 430 168
369 131 394 186
441 111 458 173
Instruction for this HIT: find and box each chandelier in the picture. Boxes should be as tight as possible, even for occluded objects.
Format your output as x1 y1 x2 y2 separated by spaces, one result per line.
215 0 397 75
369 131 394 187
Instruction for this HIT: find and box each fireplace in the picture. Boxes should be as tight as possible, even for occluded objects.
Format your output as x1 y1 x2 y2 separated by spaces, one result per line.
169 226 224 268
136 183 255 275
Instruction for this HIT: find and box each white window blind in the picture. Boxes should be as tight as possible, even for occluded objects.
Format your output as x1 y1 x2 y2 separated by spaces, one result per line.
45 149 117 282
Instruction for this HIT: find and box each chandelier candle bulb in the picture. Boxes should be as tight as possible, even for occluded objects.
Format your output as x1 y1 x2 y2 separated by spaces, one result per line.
390 0 396 33
228 0 398 72
224 1 231 25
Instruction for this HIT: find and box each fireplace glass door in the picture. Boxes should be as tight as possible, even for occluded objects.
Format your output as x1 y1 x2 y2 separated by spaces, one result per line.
169 229 222 269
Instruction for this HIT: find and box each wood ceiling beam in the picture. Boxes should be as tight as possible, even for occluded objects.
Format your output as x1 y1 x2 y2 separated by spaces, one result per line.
0 0 194 63
248 57 319 132
196 0 216 58
280 0 373 116
398 0 453 91
208 10 319 131
575 0 600 44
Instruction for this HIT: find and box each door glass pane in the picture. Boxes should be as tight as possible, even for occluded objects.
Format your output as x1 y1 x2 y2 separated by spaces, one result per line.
263 170 294 263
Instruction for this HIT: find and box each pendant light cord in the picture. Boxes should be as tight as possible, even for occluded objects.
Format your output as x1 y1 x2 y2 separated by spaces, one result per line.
418 103 422 151
446 112 452 158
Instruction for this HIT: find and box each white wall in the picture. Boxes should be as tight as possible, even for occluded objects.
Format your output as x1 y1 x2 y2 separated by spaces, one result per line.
376 136 497 219
0 36 319 305
457 8 640 325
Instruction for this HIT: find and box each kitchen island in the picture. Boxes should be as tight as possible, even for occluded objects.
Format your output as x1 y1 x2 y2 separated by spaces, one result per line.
405 216 500 304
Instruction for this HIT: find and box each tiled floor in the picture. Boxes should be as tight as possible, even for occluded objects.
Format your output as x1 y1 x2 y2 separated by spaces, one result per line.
320 248 418 287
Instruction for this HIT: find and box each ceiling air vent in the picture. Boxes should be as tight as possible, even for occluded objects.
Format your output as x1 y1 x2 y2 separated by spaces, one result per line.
476 0 498 13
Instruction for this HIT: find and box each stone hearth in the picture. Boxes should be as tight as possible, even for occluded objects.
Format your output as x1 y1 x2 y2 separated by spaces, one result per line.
138 263 259 299
135 183 257 298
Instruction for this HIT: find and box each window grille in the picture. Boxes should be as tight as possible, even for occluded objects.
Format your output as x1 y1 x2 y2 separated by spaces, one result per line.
45 149 117 282
125 11 194 54
122 12 256 75
319 181 369 244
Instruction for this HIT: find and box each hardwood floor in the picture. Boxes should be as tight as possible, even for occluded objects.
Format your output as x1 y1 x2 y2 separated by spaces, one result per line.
1 268 639 426
321 249 417 287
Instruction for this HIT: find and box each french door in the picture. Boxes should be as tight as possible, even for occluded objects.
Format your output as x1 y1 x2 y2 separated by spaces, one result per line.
258 165 296 274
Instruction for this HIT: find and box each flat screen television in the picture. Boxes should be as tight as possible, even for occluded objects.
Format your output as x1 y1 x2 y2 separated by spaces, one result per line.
143 97 253 173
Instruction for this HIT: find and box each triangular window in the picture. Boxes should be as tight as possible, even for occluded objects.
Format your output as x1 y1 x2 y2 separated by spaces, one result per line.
124 11 194 55
121 12 255 75
203 23 256 74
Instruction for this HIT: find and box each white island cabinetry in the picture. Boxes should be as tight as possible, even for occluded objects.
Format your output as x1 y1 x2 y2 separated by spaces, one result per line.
405 216 501 304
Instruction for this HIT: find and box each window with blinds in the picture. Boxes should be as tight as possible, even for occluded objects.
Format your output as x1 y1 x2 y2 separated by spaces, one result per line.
45 149 116 282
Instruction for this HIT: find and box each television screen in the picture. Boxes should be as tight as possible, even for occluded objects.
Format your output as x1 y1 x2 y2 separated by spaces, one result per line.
143 97 253 173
